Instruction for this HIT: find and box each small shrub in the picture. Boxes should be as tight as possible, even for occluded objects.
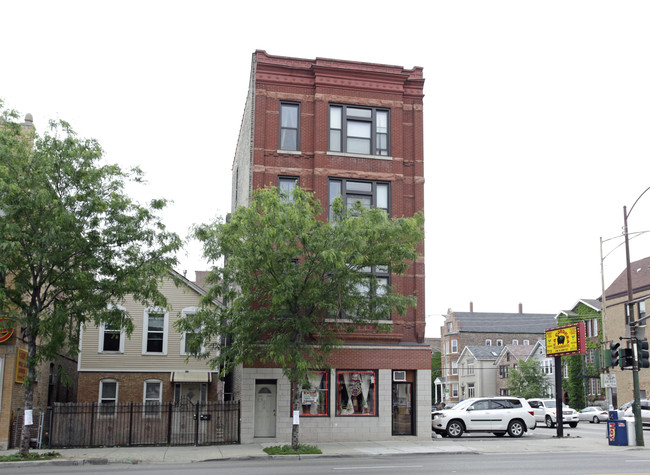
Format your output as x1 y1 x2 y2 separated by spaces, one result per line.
263 444 322 455
0 451 61 462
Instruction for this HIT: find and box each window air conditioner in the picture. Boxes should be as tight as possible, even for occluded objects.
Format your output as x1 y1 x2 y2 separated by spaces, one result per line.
393 370 406 382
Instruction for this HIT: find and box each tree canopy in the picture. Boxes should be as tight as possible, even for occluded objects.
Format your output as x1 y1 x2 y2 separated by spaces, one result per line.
0 102 182 453
179 186 424 389
506 358 551 399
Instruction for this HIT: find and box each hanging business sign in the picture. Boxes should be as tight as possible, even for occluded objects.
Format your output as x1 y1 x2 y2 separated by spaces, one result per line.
15 348 28 384
0 318 14 343
545 322 586 357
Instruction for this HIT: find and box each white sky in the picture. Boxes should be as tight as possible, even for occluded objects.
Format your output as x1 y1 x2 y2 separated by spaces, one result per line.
3 1 650 338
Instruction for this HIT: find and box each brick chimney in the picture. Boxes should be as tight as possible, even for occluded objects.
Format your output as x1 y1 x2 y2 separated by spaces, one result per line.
518 303 523 313
470 301 474 312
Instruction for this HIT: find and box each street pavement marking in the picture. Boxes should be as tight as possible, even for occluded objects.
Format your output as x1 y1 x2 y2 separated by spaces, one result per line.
333 465 423 471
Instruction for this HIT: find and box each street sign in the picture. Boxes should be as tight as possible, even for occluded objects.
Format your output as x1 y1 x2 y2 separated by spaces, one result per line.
602 373 617 388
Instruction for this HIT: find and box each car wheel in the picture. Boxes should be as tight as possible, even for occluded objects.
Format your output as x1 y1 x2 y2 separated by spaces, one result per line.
569 422 578 428
494 432 506 437
508 419 525 437
545 415 555 428
447 420 464 438
593 416 600 424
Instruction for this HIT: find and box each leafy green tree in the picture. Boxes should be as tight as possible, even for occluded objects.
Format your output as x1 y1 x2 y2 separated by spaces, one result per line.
507 358 551 399
564 354 586 410
179 186 424 448
0 103 181 454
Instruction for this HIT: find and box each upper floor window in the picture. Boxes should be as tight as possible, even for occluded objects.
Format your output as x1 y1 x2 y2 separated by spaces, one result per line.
512 339 519 345
99 379 118 416
143 380 162 417
451 340 458 353
180 307 204 356
279 176 299 202
523 339 530 345
485 339 492 346
99 305 126 353
467 362 475 375
142 308 168 355
328 178 389 221
329 105 389 156
496 339 503 346
451 361 458 375
279 102 300 151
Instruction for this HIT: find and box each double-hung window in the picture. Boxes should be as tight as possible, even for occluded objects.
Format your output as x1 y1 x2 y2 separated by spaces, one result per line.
99 305 126 353
329 105 389 156
180 307 204 356
451 340 458 353
328 178 389 221
278 176 299 202
99 379 118 416
143 380 162 417
279 102 300 151
142 309 168 355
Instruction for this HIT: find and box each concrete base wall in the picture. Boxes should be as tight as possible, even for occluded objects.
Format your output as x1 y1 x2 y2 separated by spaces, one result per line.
240 367 431 444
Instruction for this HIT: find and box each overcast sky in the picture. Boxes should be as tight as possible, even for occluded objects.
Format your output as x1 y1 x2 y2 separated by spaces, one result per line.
3 1 650 337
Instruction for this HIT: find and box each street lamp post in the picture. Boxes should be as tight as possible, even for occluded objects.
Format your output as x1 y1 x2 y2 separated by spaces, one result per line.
622 186 650 447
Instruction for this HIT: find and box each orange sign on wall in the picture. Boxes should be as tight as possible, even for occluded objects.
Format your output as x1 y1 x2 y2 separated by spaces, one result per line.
15 348 28 384
0 318 14 343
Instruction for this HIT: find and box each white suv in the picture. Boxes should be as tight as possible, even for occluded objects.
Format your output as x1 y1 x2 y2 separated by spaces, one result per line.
528 398 579 428
432 397 536 438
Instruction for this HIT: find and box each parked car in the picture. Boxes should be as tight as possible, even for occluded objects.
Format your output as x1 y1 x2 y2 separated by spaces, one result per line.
620 400 650 425
578 406 608 423
432 396 536 438
527 398 579 428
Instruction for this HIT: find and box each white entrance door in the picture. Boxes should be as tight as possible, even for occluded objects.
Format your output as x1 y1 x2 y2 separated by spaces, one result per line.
254 383 276 437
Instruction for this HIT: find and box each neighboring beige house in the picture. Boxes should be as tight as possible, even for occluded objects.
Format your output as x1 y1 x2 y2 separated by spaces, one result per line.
77 270 223 407
456 346 499 399
602 256 650 407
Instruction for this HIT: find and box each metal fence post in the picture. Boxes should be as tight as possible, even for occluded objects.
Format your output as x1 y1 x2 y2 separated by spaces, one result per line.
167 402 172 445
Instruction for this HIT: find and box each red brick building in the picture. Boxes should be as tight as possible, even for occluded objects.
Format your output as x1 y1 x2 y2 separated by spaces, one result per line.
231 51 429 443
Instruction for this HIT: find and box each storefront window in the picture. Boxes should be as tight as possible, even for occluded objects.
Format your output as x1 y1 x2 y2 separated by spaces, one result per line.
291 370 329 416
336 370 377 416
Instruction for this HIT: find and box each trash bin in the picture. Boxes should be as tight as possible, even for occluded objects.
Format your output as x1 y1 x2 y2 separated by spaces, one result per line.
608 410 629 446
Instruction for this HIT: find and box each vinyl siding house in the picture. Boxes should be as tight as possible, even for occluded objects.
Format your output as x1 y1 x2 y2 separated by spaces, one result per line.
77 270 223 407
456 346 499 399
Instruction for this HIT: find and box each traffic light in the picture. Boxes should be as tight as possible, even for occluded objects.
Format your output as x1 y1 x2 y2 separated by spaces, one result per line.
639 339 650 369
610 341 621 367
621 348 635 368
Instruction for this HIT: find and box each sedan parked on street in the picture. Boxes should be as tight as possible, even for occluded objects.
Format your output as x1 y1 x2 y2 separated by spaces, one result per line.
578 406 608 423
432 396 536 438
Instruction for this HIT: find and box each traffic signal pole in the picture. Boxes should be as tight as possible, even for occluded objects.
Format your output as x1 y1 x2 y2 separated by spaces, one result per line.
623 204 644 447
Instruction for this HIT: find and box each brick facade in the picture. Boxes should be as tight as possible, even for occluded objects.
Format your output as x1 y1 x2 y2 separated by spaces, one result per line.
233 51 429 443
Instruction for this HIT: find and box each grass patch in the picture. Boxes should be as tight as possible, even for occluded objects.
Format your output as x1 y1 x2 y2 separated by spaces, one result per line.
263 444 322 455
0 451 61 462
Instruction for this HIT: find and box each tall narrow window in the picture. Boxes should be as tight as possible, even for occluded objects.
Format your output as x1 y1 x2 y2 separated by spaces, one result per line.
279 102 299 151
278 176 299 202
142 309 168 355
180 307 204 356
143 380 162 417
99 380 118 416
328 104 390 156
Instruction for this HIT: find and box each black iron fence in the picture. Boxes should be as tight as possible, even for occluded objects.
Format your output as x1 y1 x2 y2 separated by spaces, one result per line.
40 401 240 448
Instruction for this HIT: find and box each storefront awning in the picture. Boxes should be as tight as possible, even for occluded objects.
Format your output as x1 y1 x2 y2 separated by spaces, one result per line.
170 372 212 383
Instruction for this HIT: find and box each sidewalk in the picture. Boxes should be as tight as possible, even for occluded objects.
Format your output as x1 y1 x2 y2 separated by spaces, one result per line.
0 433 647 467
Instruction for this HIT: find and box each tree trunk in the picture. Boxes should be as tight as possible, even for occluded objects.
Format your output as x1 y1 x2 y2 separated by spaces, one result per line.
291 399 300 450
19 331 37 455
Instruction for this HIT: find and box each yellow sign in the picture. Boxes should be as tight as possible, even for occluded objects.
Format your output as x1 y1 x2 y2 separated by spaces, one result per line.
15 348 28 384
546 324 583 356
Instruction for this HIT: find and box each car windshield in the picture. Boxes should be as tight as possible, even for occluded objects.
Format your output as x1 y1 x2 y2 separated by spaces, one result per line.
545 401 556 409
453 399 474 411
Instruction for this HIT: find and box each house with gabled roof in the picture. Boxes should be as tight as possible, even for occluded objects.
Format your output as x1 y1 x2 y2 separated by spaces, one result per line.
455 346 500 399
494 344 535 396
440 305 555 404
